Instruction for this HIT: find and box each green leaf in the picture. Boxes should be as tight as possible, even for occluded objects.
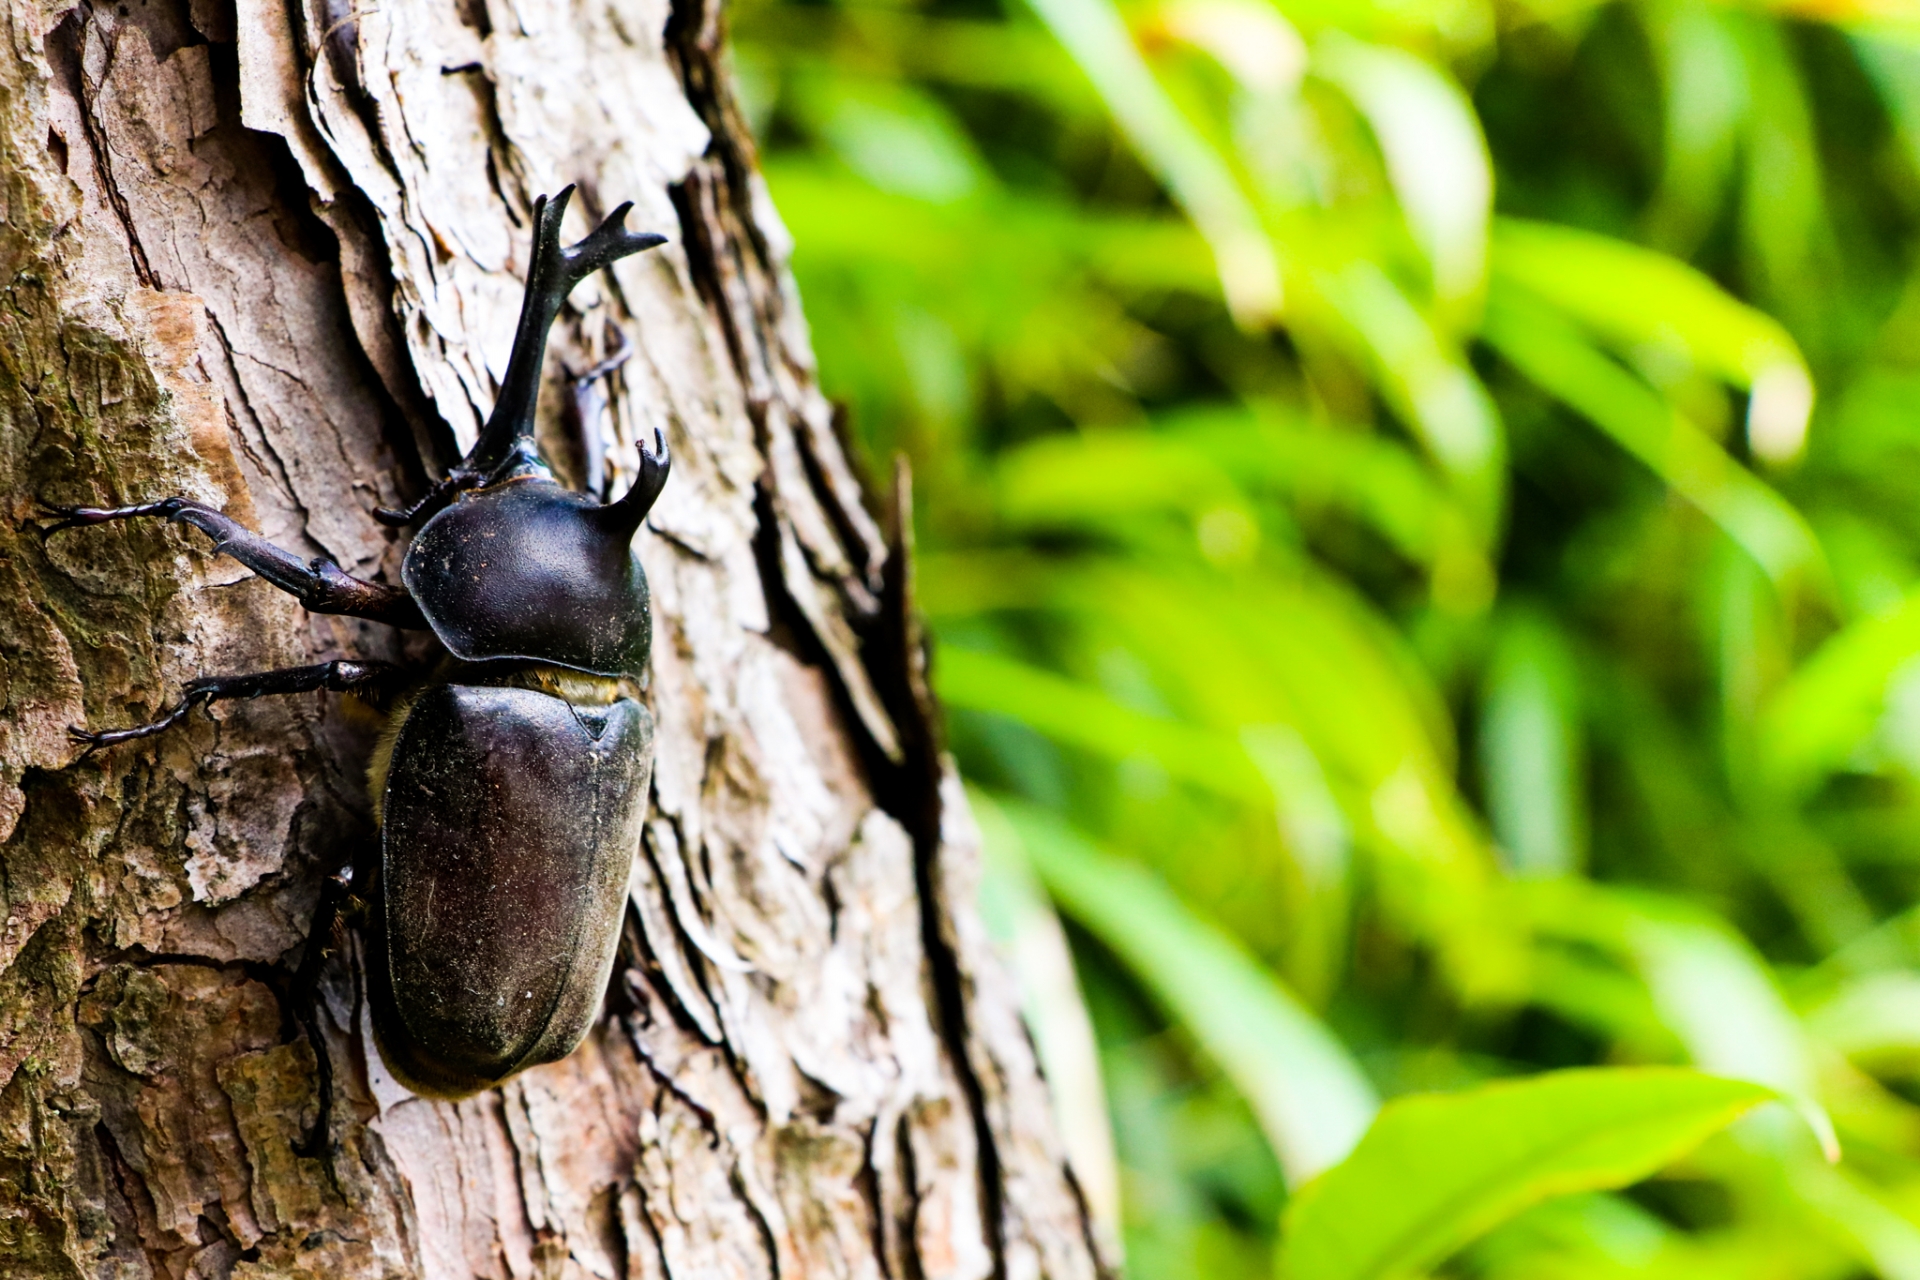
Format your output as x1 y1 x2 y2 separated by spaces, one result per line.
1482 289 1823 589
791 76 987 203
1316 36 1491 306
989 409 1493 603
1019 0 1280 320
1524 882 1840 1163
990 793 1379 1183
1758 587 1920 794
1492 218 1814 460
1315 261 1506 536
1479 608 1586 877
1807 971 1920 1064
935 645 1271 801
1277 1068 1774 1280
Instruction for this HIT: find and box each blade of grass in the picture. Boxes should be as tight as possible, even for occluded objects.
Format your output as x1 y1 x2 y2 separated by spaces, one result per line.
1483 290 1823 590
988 792 1379 1183
1020 0 1281 321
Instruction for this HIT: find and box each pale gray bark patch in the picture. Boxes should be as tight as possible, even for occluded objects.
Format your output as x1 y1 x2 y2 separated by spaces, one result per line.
0 0 1111 1275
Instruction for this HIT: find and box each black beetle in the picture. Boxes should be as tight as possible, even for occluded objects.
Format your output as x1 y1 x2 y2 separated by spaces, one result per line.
41 187 669 1134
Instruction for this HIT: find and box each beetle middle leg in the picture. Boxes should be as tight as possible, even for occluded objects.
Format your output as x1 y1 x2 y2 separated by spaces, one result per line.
70 659 408 758
36 497 425 628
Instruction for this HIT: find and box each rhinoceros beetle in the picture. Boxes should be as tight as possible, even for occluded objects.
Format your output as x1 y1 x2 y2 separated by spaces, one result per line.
41 187 669 1145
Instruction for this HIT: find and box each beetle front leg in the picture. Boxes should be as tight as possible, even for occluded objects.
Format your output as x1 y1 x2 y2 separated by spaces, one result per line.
372 469 484 528
70 659 408 758
36 497 426 628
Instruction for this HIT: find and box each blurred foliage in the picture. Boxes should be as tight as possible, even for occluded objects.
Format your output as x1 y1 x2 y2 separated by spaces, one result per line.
733 0 1920 1271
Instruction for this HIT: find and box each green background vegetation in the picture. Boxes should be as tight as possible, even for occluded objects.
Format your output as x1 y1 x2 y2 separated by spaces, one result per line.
732 0 1920 1272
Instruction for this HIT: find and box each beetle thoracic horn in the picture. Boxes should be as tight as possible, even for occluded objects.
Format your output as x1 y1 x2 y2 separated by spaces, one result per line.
594 421 671 536
464 184 668 480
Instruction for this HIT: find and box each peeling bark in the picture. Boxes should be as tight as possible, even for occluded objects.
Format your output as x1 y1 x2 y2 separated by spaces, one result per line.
0 0 1111 1275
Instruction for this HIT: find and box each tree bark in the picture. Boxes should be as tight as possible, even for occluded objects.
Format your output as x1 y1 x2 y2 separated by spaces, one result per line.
0 0 1109 1276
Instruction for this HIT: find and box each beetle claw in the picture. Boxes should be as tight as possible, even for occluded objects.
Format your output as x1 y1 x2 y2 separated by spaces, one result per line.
30 499 87 539
374 468 483 527
67 726 106 762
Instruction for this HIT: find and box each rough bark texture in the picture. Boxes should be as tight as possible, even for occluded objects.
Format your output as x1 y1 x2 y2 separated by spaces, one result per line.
0 0 1110 1275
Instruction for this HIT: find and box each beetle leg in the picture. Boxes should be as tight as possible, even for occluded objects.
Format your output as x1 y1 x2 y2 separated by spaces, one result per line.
69 659 408 759
564 328 633 500
372 468 483 527
291 863 357 1159
36 497 427 628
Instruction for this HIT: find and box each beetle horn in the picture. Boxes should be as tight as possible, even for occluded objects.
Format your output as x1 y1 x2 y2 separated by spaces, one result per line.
464 186 668 478
597 419 671 536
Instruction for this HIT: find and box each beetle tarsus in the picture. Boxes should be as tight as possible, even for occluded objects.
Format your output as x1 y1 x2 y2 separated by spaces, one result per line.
68 700 200 760
69 660 409 760
373 469 483 527
34 496 187 539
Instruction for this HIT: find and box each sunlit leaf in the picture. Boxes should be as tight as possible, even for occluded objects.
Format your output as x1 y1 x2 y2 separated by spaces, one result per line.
1855 27 1920 180
789 75 988 202
991 410 1494 603
1277 1069 1773 1280
1479 608 1586 876
993 794 1380 1183
1731 18 1831 353
1527 884 1840 1162
1759 588 1920 794
1483 290 1823 588
1316 262 1507 536
1492 219 1814 461
1642 4 1748 256
1782 1159 1920 1280
1806 971 1920 1066
1316 35 1492 308
936 644 1271 801
1021 0 1282 319
1156 0 1307 97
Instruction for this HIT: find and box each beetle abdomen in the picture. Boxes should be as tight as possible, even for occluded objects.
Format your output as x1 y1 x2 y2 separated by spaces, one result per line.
370 682 653 1098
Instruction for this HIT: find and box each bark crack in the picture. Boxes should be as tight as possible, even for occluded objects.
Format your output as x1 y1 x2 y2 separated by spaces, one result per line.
199 308 314 536
50 5 158 288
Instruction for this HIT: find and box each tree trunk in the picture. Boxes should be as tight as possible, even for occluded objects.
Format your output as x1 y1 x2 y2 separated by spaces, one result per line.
0 0 1108 1276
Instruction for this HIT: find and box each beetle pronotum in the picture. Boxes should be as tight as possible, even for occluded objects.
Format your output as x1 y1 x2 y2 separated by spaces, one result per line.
41 187 667 1148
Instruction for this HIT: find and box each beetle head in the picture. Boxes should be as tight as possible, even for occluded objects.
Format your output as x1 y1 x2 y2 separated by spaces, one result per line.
398 189 674 677
461 185 666 485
